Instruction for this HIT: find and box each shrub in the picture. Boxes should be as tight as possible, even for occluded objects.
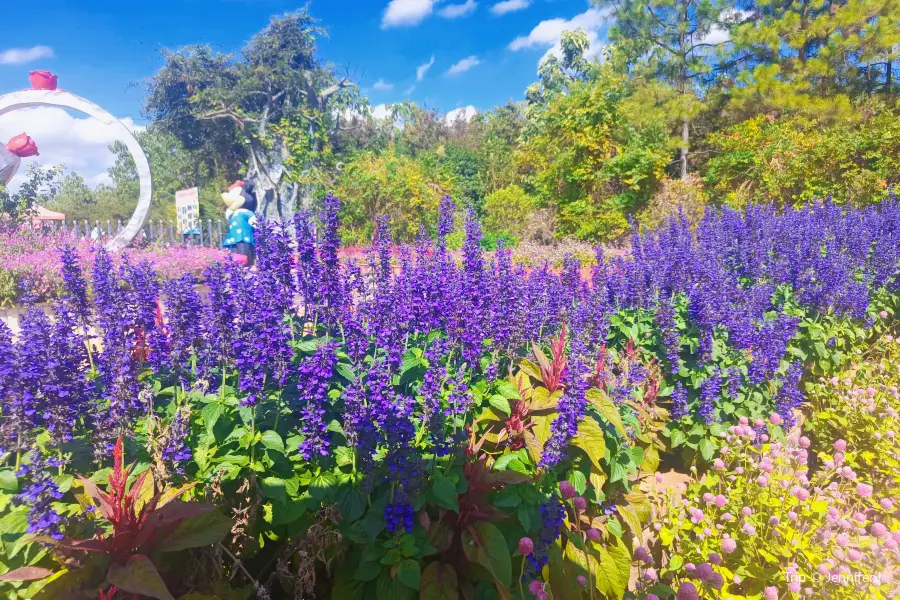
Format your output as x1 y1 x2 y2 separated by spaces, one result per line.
703 103 900 209
639 175 708 233
483 184 538 243
646 410 900 599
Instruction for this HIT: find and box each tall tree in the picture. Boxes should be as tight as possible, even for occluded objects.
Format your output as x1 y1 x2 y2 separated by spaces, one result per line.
726 0 900 113
144 10 361 219
595 0 725 178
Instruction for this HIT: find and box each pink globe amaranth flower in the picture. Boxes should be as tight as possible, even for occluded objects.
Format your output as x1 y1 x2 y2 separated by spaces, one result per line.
739 416 749 426
655 472 664 483
761 433 770 442
733 575 743 584
836 533 850 548
834 439 847 452
793 487 810 501
847 549 862 562
703 492 715 504
714 494 727 508
742 506 752 517
684 562 696 572
576 575 587 586
757 475 769 487
587 527 601 542
755 418 766 428
694 563 715 581
536 592 548 600
880 310 889 319
712 458 725 471
573 496 587 512
634 546 653 565
735 466 745 475
788 511 798 521
703 527 712 536
818 563 830 576
742 523 757 536
788 581 801 593
769 413 783 425
708 552 722 565
834 451 845 464
653 522 662 531
644 567 658 581
799 436 811 448
518 537 534 555
857 483 874 497
676 582 700 600
720 512 734 522
880 498 894 511
764 586 779 600
769 516 780 526
559 481 576 499
722 538 738 554
528 580 544 595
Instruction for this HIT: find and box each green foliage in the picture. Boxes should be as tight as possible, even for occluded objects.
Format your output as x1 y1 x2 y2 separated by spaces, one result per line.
704 104 900 208
482 184 536 242
334 146 454 242
0 166 61 226
519 71 669 241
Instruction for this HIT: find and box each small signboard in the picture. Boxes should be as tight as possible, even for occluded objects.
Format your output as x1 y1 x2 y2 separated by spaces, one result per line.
175 187 200 234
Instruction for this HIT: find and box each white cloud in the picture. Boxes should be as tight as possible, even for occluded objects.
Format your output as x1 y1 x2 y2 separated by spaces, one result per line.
416 55 436 81
373 79 394 91
508 7 613 64
0 46 54 65
370 104 393 120
404 85 416 95
491 0 530 16
698 10 752 46
447 55 481 76
382 0 436 28
0 107 141 191
439 0 478 18
445 106 477 123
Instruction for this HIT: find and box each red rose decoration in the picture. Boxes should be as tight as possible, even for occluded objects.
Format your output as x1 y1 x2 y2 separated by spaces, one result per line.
6 133 39 157
29 70 58 91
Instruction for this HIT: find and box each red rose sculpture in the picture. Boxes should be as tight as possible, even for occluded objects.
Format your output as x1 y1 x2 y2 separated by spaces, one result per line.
6 133 39 157
29 70 58 90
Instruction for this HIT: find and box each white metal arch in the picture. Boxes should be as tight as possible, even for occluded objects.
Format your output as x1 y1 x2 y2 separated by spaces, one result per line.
0 89 152 250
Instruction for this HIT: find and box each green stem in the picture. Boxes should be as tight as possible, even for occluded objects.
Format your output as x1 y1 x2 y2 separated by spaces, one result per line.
250 405 257 467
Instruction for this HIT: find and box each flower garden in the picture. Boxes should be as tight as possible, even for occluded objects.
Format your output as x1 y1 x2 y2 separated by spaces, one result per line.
1 193 899 600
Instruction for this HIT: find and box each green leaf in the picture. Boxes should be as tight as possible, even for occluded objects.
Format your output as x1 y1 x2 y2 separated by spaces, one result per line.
158 510 232 552
488 395 510 416
0 469 17 492
397 560 421 590
698 438 715 462
495 381 520 400
606 517 623 538
571 418 608 472
585 389 626 437
431 475 459 512
492 453 521 472
670 429 686 448
376 570 416 600
261 477 287 503
593 539 630 599
517 505 532 531
107 554 175 600
259 430 285 455
460 521 511 588
202 403 225 436
566 470 587 495
420 562 458 600
354 560 381 582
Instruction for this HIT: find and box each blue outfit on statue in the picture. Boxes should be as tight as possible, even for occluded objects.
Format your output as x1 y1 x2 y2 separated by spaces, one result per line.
224 208 256 247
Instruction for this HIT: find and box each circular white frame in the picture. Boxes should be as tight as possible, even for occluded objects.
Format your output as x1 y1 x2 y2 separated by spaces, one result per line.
0 89 151 250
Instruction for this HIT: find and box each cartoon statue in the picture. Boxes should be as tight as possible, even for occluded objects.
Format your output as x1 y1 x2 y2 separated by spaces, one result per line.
222 180 258 266
0 133 39 186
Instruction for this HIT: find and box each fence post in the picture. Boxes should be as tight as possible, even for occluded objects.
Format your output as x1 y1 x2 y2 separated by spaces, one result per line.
217 221 223 247
169 221 174 245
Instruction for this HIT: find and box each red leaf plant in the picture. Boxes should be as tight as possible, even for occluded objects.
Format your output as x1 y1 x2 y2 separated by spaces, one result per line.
532 324 567 393
35 437 227 600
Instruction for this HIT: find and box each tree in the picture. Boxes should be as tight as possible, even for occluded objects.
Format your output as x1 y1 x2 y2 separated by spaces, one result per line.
144 10 361 220
726 0 900 113
595 0 725 178
518 69 670 241
0 165 61 227
107 126 223 221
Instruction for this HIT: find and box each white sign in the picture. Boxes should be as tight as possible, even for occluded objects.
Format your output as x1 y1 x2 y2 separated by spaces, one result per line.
175 187 200 234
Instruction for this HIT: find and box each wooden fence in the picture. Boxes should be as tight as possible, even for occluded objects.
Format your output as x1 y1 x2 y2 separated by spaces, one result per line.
43 218 228 248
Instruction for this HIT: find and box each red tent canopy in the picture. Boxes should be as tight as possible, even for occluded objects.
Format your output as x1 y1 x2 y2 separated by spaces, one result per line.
33 205 65 221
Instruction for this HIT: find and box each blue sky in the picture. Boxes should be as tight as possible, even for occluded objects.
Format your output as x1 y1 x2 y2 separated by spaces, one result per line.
0 0 609 187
